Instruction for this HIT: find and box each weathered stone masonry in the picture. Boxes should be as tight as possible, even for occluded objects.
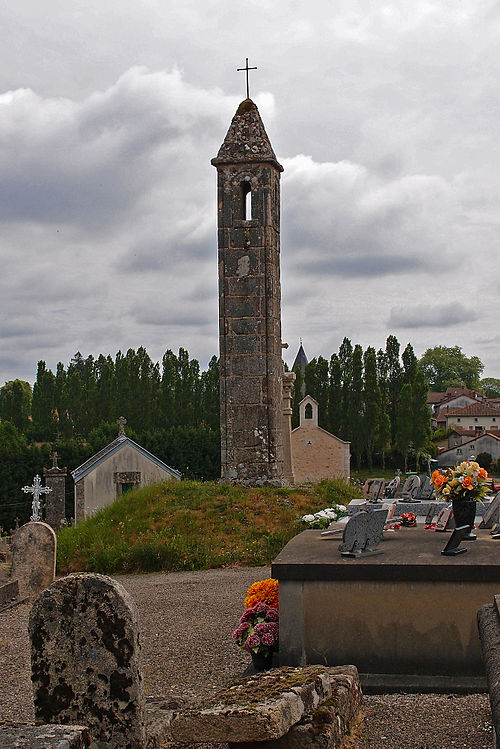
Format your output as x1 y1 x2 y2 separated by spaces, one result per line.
212 99 284 484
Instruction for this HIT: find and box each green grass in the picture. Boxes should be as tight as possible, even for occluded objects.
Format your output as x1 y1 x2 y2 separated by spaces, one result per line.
56 478 360 575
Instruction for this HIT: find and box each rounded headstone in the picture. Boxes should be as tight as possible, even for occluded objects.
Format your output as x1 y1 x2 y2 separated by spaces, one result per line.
11 521 56 599
29 573 145 748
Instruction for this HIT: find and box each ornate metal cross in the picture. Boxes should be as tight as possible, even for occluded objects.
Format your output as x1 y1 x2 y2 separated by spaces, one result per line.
117 416 127 436
237 58 257 100
22 475 52 522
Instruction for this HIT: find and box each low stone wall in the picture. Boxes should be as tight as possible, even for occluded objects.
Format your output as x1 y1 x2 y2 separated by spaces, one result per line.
0 579 19 608
0 723 91 748
170 664 361 748
477 595 500 746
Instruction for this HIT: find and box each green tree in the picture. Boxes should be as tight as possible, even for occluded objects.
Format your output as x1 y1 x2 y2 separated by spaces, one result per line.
0 380 32 431
385 335 403 445
339 337 353 440
411 366 432 470
327 354 342 434
31 361 57 439
349 344 364 469
363 347 380 471
396 383 413 472
419 346 483 391
480 378 500 398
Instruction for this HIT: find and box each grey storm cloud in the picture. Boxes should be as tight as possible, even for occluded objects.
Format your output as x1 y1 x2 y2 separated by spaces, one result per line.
2 1 500 382
388 303 478 329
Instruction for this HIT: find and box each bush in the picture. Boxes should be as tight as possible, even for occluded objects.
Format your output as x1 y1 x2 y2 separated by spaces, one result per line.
476 452 493 470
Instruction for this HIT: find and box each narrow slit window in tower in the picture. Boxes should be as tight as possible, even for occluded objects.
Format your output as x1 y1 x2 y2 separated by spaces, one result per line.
241 181 252 220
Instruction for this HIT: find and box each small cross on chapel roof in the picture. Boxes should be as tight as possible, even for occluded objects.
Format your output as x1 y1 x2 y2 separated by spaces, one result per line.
117 416 127 437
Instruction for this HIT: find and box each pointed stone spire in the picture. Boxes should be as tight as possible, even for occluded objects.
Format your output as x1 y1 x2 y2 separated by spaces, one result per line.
292 343 308 373
212 99 283 171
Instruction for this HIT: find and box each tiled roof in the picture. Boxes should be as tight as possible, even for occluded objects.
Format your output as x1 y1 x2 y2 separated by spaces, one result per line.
438 430 500 455
427 391 446 403
439 403 500 417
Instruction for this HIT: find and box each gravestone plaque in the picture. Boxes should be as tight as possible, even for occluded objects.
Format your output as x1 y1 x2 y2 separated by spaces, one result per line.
29 573 145 748
441 525 469 556
385 476 400 499
425 503 438 524
338 508 388 558
11 521 56 599
435 506 453 532
400 475 421 503
415 476 435 501
368 479 384 503
479 492 500 530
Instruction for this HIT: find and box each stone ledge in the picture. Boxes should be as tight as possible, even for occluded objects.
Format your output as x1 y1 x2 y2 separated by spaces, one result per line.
0 723 91 748
478 601 500 745
170 665 360 744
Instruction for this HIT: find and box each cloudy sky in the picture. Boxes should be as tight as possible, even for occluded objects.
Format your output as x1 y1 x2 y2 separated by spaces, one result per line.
2 0 500 385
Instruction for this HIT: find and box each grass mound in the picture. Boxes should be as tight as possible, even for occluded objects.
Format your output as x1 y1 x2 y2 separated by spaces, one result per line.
57 479 359 575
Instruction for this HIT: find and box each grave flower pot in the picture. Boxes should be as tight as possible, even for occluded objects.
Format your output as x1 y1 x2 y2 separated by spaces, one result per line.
452 498 476 532
251 651 273 671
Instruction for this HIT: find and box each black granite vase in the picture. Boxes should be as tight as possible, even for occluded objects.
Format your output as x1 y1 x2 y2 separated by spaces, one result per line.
251 651 273 671
452 498 476 532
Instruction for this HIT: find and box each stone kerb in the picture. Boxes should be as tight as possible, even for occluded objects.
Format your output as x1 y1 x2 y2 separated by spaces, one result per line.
29 573 146 749
11 522 56 600
170 664 361 746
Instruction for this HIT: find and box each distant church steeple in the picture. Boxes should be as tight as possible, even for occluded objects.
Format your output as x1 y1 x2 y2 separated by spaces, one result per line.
292 341 308 374
212 99 284 484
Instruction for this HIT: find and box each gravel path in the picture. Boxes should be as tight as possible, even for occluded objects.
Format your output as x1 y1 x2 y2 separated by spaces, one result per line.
0 566 494 747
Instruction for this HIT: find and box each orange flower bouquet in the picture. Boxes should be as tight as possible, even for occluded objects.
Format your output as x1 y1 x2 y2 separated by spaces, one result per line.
431 462 489 503
244 578 279 611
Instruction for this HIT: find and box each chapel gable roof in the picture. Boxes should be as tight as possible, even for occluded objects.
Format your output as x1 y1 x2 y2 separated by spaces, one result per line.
211 99 283 170
71 436 181 483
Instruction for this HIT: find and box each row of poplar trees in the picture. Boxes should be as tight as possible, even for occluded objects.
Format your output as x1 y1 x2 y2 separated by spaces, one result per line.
292 335 431 471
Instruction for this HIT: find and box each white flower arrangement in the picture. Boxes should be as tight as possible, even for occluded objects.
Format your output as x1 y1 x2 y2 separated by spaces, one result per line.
300 505 346 529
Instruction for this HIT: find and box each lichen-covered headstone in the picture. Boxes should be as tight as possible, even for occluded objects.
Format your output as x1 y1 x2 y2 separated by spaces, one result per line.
11 522 56 599
29 573 145 748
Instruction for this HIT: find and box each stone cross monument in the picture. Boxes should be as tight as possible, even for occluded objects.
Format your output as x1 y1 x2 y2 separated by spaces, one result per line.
212 98 284 484
43 451 67 529
22 475 52 522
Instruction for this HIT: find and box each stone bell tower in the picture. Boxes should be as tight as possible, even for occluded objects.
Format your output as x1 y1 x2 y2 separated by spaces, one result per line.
212 99 284 484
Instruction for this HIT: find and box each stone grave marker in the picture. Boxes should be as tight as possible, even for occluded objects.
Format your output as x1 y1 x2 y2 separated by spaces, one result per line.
43 451 67 530
11 521 56 599
479 492 500 529
368 479 386 503
338 508 388 557
435 506 453 532
385 475 400 499
415 475 435 501
29 572 145 748
400 475 421 502
425 502 438 524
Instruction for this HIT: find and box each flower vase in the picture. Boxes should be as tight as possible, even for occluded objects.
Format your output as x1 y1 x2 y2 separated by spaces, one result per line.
251 651 273 671
452 498 476 538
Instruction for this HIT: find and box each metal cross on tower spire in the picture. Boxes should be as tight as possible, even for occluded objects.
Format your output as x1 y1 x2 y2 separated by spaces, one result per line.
22 475 52 522
237 58 257 100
